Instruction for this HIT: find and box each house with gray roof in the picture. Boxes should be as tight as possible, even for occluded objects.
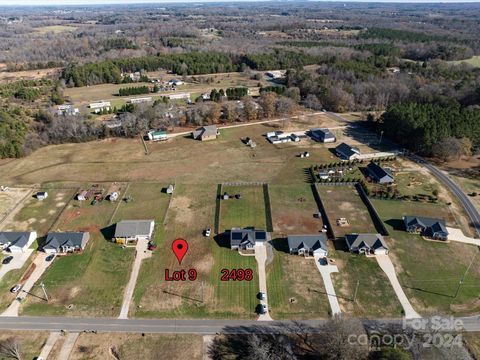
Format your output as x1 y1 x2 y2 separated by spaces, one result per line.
43 232 90 254
345 233 389 255
403 216 448 240
230 228 269 250
114 220 155 246
288 234 328 257
0 232 37 253
335 143 360 160
309 128 336 143
192 125 218 141
366 162 394 184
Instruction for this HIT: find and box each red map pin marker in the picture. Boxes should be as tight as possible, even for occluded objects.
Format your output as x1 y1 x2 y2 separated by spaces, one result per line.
172 239 188 265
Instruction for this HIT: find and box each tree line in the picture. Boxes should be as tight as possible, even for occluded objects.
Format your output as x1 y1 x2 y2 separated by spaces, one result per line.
118 86 151 96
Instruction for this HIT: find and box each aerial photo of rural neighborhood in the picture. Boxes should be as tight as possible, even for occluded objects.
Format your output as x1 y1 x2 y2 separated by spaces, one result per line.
0 1 479 359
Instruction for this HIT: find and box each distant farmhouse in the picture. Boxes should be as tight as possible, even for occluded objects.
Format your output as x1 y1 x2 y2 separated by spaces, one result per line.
230 228 269 250
335 143 360 160
57 104 79 116
366 162 394 184
43 232 90 254
0 232 37 253
147 130 167 142
89 101 111 114
345 233 389 255
193 125 218 141
309 128 336 143
403 216 449 241
287 234 328 257
114 220 155 246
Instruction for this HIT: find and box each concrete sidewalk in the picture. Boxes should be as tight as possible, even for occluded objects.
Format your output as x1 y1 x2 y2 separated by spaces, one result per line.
38 331 61 359
118 239 151 319
313 255 341 317
57 332 79 360
255 244 273 321
446 227 480 246
375 254 420 319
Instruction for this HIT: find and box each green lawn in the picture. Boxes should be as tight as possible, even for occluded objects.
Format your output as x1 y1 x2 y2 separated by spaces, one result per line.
219 186 267 231
21 191 136 317
266 250 330 319
372 199 480 316
394 171 440 198
330 249 404 318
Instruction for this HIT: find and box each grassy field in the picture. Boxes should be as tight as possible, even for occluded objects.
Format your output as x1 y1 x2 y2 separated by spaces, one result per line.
269 184 322 234
394 171 441 198
0 331 48 360
34 25 78 34
451 55 480 67
21 191 136 317
132 183 259 319
372 199 480 316
330 249 404 317
2 188 76 236
69 333 202 360
266 250 331 319
219 185 267 231
316 185 378 237
0 187 31 222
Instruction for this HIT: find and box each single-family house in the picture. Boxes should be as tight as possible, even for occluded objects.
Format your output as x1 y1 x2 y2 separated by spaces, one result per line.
345 233 389 255
147 130 167 141
192 125 218 141
230 228 269 250
403 216 449 241
287 234 328 257
310 128 336 143
43 232 90 254
36 191 48 201
57 104 79 116
114 220 155 246
366 162 394 184
0 232 37 253
335 143 360 160
129 97 152 104
89 101 111 114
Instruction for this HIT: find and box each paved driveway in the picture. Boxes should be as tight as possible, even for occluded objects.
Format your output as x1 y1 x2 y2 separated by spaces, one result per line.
0 249 34 281
119 239 152 319
375 254 420 319
313 255 341 316
255 244 272 321
446 227 480 246
1 252 53 317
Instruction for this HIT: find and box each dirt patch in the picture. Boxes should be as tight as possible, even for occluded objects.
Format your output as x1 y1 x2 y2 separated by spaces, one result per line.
338 202 355 211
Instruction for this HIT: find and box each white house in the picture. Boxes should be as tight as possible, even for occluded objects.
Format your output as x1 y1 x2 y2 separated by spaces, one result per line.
0 232 37 253
114 220 155 246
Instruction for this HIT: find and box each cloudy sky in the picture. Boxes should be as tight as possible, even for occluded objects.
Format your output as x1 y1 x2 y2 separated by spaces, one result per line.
0 0 479 6
0 0 478 5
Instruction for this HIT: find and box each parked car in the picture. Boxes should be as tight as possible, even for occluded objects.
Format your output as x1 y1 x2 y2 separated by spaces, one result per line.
45 254 55 262
147 242 157 251
2 256 13 265
204 228 211 237
258 292 266 300
10 284 22 293
257 304 268 314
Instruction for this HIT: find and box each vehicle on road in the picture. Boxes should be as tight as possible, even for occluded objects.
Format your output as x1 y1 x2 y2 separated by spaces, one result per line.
2 256 13 265
257 304 267 314
10 284 22 293
258 292 266 300
204 228 211 237
45 254 55 262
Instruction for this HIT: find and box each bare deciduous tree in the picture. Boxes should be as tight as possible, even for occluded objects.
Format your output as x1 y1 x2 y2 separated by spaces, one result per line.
0 337 22 360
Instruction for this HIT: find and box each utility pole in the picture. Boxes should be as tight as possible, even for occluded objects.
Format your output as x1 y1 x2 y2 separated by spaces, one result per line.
201 280 204 303
353 280 360 302
454 251 477 299
40 282 49 302
379 130 384 145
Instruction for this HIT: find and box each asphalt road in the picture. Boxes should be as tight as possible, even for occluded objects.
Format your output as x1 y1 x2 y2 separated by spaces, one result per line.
329 112 480 238
0 316 479 334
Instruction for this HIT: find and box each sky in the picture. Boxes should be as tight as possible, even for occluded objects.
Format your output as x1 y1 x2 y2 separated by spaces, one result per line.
0 0 480 5
0 0 479 5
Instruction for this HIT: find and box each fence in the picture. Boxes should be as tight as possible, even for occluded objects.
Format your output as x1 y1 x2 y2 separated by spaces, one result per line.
355 183 389 236
263 184 274 232
311 184 336 240
222 181 267 187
